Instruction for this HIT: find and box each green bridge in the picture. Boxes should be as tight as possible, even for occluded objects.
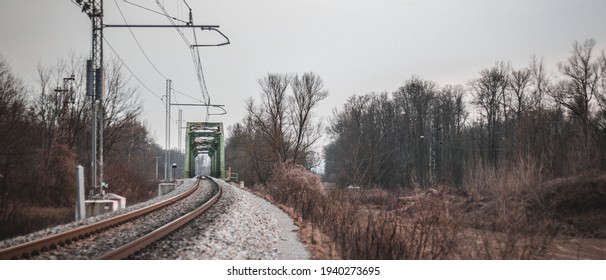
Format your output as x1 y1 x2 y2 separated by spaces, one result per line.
184 122 225 178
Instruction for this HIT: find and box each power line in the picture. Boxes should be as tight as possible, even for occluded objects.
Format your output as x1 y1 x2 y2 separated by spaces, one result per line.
185 0 211 121
173 88 206 103
191 29 211 104
114 0 170 80
121 0 188 24
154 0 210 115
112 1 224 123
103 37 163 101
155 0 191 46
154 0 213 119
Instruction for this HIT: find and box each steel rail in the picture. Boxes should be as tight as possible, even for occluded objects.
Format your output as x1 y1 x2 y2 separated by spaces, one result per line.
0 180 199 260
99 178 222 259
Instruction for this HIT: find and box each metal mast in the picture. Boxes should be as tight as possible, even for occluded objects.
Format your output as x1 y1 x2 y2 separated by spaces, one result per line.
178 109 183 154
94 0 105 196
164 80 172 181
77 0 105 197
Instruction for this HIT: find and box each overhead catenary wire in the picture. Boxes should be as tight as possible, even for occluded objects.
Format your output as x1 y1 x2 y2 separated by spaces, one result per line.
104 37 163 101
191 29 211 104
114 0 170 81
106 40 180 132
109 1 221 124
173 88 206 103
121 0 188 24
155 0 213 121
186 0 212 121
115 1 213 123
155 0 191 46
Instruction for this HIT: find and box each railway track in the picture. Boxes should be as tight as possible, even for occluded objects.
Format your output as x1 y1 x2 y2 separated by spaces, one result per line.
0 177 222 260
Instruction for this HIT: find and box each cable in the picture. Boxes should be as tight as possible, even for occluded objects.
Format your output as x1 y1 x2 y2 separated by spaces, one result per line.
155 0 191 46
173 88 206 103
185 1 211 121
172 90 183 113
114 0 170 80
191 30 211 104
121 0 188 24
154 0 215 121
104 37 163 101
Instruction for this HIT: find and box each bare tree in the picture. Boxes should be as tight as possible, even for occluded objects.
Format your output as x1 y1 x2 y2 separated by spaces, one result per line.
289 72 329 165
394 77 437 186
246 73 290 162
0 55 29 227
102 59 143 158
469 62 510 167
529 55 550 110
509 67 532 120
552 39 605 169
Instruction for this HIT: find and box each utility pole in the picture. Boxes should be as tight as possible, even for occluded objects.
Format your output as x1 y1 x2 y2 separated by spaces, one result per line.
76 0 105 197
164 80 172 181
54 75 75 141
178 109 183 154
177 109 183 179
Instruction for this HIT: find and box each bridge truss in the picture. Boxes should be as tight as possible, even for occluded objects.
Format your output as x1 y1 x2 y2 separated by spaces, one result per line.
184 122 225 178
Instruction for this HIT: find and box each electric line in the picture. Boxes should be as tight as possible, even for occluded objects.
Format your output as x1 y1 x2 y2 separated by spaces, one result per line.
154 0 213 119
154 0 210 108
172 90 184 114
104 37 163 101
185 0 211 121
173 88 205 103
191 28 211 104
155 0 191 46
114 0 170 81
121 0 188 24
124 0 220 120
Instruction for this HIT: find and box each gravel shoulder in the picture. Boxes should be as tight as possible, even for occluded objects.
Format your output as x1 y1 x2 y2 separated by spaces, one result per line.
136 179 309 260
243 186 310 259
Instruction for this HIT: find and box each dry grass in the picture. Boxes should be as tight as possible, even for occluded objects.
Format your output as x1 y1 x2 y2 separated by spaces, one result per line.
0 207 73 240
461 157 560 259
246 160 605 259
252 163 462 259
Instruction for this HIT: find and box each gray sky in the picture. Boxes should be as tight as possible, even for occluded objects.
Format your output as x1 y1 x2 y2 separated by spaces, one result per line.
2 0 606 149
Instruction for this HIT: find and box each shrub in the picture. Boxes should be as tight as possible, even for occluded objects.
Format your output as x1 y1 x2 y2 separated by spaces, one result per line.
259 163 462 259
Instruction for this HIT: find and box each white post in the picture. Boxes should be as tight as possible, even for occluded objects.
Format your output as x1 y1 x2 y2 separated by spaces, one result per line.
155 156 160 180
76 165 85 221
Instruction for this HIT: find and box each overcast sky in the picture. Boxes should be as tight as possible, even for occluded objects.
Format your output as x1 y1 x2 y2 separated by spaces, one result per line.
2 0 606 149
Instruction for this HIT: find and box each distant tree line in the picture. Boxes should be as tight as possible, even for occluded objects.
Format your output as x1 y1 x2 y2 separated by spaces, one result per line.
0 53 170 239
324 39 606 190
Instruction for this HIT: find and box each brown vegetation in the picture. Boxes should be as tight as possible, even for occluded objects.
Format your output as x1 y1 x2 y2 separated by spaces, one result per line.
249 163 605 259
0 54 163 240
249 164 462 259
228 41 606 259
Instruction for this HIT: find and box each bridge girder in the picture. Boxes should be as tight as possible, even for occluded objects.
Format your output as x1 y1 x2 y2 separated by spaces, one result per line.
184 122 224 178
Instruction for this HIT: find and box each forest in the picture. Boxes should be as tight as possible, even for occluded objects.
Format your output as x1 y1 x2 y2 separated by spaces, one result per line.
0 54 177 239
324 40 606 191
230 39 606 190
226 39 606 259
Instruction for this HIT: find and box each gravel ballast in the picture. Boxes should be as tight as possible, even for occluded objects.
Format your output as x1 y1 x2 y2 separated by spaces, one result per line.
1 178 310 260
135 179 310 260
0 179 196 251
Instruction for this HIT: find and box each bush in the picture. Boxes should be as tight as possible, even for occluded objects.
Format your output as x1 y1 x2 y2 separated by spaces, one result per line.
257 163 462 259
253 160 561 259
461 157 559 259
